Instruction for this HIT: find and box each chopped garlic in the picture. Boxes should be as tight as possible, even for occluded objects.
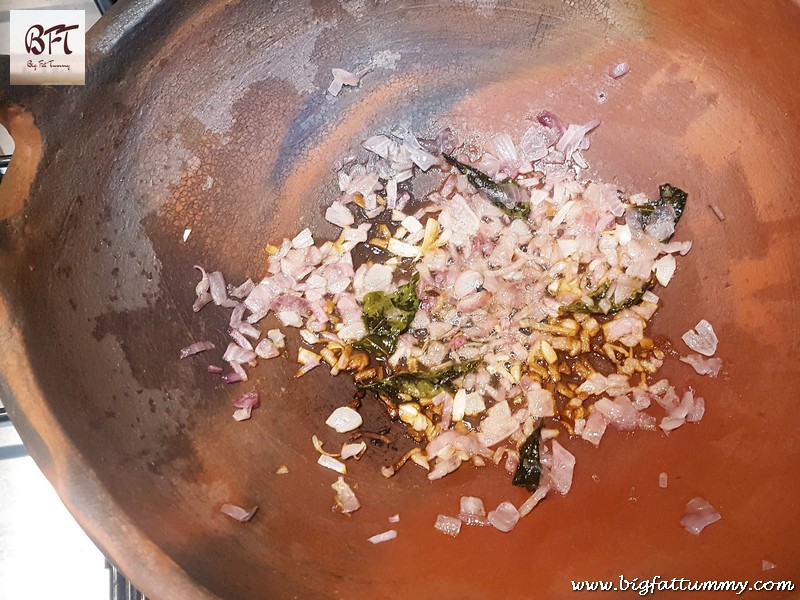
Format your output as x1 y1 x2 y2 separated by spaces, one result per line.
400 215 424 234
464 392 486 416
232 407 252 421
398 403 430 431
452 389 467 422
318 454 347 474
652 254 676 287
341 441 367 459
326 406 363 433
541 340 558 364
312 434 340 457
299 329 319 344
267 329 286 349
387 238 419 258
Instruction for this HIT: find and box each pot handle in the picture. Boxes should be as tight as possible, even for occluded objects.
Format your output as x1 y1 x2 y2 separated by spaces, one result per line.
0 104 42 220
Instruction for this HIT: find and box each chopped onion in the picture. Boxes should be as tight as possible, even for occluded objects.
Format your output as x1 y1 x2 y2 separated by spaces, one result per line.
238 322 261 340
660 415 685 434
609 62 630 78
387 237 419 258
230 362 249 383
520 126 548 161
232 406 252 421
451 389 467 422
332 476 361 513
581 410 609 446
400 215 424 234
549 440 576 495
208 271 227 305
230 278 255 299
223 343 257 364
518 484 550 517
555 120 601 162
180 341 215 359
295 347 321 376
434 514 462 537
291 228 314 249
477 401 520 447
220 503 257 522
318 454 347 474
659 472 668 488
229 329 253 351
652 254 676 287
192 265 212 312
453 270 483 299
459 496 490 526
537 110 565 136
221 371 244 384
234 391 260 409
328 67 364 96
762 560 777 571
299 328 319 345
686 395 705 423
459 496 486 517
681 497 721 535
341 441 367 459
680 354 722 377
326 406 363 433
367 529 397 544
326 203 355 228
266 329 286 348
388 514 400 523
312 434 340 457
487 501 520 533
362 134 396 158
682 319 719 356
255 339 280 359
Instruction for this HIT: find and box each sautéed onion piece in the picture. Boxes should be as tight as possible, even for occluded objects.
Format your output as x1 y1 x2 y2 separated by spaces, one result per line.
681 497 721 535
220 503 258 523
185 113 713 530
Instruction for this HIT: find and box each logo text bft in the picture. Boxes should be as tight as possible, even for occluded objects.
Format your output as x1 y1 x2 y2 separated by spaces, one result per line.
25 24 80 56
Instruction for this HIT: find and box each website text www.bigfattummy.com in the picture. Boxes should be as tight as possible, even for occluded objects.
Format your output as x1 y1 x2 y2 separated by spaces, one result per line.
570 576 795 595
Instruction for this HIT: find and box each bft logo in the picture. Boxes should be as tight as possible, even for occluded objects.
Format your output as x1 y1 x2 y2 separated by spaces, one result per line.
10 10 86 85
25 23 81 56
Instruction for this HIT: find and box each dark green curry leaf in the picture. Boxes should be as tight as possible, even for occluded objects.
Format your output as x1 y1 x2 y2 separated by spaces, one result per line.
635 183 688 242
353 273 420 356
361 359 481 401
559 280 611 314
442 154 531 220
512 423 543 492
559 277 654 316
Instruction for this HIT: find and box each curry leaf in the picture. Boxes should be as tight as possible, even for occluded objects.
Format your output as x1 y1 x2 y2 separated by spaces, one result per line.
442 154 531 220
559 277 654 316
361 359 481 401
512 424 543 492
353 273 420 356
635 183 688 241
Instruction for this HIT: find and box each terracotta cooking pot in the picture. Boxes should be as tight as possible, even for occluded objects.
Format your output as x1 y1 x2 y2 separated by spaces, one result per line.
1 0 799 598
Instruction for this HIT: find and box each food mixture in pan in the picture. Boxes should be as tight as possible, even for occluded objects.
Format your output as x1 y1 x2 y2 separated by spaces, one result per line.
183 110 722 535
